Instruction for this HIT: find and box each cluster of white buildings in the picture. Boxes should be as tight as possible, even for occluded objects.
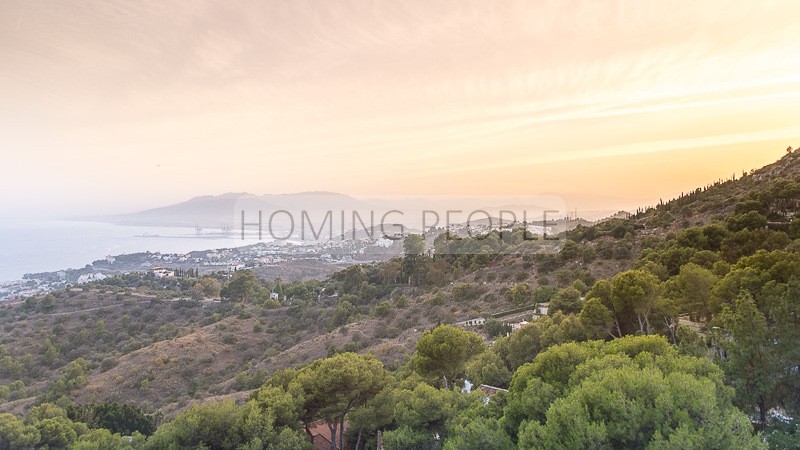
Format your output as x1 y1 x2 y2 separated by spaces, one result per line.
455 302 550 334
76 272 108 283
0 279 60 301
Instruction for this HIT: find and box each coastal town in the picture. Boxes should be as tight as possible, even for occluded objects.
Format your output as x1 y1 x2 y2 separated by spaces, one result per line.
0 219 560 302
0 237 403 301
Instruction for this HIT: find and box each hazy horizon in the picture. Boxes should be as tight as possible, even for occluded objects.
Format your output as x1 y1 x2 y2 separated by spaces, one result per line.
3 1 800 218
0 189 721 222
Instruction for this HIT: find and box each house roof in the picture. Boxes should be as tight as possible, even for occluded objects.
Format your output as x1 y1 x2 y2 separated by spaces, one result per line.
308 420 349 450
479 384 509 396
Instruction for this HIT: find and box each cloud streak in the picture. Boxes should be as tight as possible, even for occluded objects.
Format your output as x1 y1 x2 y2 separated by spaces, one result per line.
1 0 800 214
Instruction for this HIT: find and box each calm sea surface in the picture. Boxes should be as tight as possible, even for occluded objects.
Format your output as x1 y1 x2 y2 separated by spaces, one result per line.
0 219 252 282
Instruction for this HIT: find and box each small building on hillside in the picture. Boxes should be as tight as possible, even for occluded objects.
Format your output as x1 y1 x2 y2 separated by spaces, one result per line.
510 320 529 331
77 272 107 284
307 420 348 450
536 302 549 316
479 384 509 396
468 383 509 405
149 267 175 279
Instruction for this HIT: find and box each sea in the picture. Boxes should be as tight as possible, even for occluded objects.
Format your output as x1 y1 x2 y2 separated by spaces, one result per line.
0 219 253 282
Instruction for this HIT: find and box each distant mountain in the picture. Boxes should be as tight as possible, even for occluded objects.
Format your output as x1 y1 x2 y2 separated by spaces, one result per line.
91 192 375 228
89 147 800 233
264 191 373 212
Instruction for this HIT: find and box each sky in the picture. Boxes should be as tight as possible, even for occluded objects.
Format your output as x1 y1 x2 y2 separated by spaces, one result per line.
2 0 800 217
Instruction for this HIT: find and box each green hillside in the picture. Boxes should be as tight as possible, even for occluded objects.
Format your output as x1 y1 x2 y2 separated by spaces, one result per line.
2 149 800 448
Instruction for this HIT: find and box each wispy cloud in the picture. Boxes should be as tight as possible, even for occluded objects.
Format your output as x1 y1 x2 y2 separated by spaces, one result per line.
1 0 800 214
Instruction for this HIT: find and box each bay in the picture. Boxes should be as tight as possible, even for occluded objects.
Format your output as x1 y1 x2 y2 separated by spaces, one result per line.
0 219 253 282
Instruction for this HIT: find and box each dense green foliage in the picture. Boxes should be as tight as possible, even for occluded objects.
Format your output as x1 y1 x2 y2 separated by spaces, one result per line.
0 403 146 450
66 402 159 436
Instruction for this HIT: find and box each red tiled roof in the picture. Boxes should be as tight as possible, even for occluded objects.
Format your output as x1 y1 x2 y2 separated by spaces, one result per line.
308 420 349 450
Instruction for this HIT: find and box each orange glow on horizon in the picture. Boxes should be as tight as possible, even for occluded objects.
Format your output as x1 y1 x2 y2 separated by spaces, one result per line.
1 0 800 216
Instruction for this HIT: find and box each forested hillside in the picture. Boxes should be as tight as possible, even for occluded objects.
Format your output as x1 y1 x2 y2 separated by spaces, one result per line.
2 150 800 448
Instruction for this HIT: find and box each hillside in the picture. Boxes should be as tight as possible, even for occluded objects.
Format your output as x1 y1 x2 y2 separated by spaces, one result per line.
629 148 800 231
2 149 800 448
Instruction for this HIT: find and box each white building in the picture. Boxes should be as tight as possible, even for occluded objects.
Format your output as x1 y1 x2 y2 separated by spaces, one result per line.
510 320 529 331
149 267 175 279
77 272 108 284
536 302 549 316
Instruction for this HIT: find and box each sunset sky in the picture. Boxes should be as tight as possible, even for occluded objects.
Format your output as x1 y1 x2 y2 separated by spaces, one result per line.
2 0 800 217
